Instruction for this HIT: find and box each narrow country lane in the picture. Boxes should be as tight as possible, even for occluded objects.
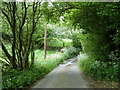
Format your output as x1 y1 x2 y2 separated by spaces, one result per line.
30 57 89 88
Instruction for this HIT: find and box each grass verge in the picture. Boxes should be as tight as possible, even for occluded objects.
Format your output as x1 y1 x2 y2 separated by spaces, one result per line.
2 47 80 89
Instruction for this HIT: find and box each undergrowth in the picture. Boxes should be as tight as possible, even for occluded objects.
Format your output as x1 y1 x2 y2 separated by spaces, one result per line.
2 47 80 89
78 54 119 82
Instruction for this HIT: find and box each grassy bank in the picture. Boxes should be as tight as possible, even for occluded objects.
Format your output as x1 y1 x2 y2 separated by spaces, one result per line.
78 53 119 82
2 47 79 89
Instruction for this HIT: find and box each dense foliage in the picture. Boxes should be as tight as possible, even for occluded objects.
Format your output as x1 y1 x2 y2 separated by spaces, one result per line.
61 2 120 62
76 3 120 82
1 1 120 89
52 2 120 81
1 2 43 69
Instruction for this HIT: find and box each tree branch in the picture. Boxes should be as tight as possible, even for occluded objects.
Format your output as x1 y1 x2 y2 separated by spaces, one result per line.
1 9 12 28
1 42 12 63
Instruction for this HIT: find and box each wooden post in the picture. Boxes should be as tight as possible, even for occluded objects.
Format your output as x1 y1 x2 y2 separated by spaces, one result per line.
44 23 47 59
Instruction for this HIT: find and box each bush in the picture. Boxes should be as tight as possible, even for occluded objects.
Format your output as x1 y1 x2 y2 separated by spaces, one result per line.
61 47 80 57
72 37 82 49
2 47 79 89
78 54 119 82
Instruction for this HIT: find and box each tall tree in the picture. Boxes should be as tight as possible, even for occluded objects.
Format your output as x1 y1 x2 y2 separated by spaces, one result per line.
44 23 47 59
1 1 42 69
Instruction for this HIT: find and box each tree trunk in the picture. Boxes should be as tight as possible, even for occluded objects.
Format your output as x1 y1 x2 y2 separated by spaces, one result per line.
11 2 17 69
44 23 47 59
30 41 35 67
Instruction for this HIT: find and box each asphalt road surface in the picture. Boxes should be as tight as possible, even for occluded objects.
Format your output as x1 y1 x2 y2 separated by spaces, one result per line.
31 57 89 88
